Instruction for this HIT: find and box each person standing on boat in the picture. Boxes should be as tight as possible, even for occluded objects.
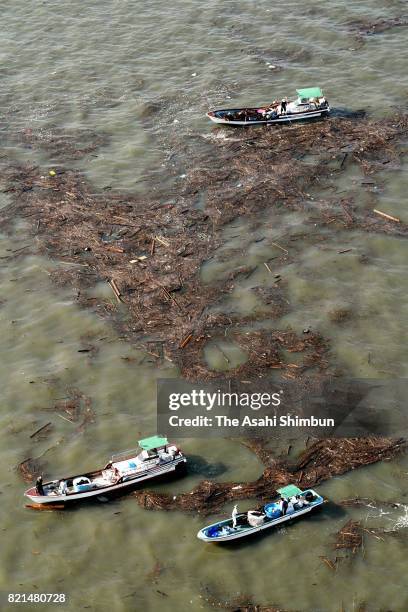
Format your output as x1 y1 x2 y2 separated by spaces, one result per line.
280 98 287 114
280 497 288 515
36 476 45 496
293 494 302 509
268 100 279 112
58 480 67 495
232 504 239 528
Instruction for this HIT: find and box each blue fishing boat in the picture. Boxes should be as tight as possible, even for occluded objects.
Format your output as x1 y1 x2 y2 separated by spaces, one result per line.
197 485 324 542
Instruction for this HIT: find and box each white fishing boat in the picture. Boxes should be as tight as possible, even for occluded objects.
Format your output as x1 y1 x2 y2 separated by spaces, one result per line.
24 436 186 506
207 87 329 126
197 485 324 542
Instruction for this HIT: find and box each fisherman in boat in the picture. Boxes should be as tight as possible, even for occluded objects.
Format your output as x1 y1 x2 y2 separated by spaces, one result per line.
264 100 278 119
58 480 68 495
279 497 288 515
232 504 239 527
280 98 288 114
292 494 302 509
36 476 45 496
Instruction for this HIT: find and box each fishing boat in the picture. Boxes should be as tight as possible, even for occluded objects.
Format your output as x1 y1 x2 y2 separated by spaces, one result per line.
207 87 329 126
24 436 186 506
197 485 324 542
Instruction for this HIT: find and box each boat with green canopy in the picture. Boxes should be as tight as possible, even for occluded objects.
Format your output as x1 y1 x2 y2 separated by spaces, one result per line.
207 87 330 126
197 486 324 542
24 436 187 507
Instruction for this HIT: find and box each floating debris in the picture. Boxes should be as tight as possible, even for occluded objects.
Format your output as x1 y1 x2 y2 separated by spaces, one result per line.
133 437 405 514
348 17 408 40
334 519 363 555
1 114 407 380
201 585 290 612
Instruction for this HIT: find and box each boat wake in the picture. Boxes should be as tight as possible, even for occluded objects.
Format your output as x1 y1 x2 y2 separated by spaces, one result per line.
390 504 408 531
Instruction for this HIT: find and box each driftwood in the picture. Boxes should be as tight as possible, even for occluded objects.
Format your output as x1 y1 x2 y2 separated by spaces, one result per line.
17 388 96 483
1 115 407 381
133 436 405 514
201 585 292 612
17 458 45 483
348 17 408 39
373 209 400 223
29 422 52 439
334 520 363 555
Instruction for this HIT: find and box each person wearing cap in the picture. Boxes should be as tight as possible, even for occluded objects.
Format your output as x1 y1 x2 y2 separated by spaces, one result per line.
36 476 45 496
290 494 300 509
280 497 288 515
232 504 239 528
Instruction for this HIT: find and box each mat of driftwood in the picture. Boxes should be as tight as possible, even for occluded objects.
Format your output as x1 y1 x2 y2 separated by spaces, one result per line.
134 436 405 514
1 114 407 381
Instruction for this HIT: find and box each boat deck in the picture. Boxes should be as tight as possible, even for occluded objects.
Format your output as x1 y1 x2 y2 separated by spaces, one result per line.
198 489 324 542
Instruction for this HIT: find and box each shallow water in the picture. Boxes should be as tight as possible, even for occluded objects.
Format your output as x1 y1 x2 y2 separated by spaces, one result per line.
1 1 408 611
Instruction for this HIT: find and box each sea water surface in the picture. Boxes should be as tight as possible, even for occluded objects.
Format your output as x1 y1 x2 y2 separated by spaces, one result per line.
0 1 408 611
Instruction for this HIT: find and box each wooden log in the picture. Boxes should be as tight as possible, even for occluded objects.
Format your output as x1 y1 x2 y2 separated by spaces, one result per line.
105 245 125 253
341 202 353 222
270 241 288 254
155 236 170 247
30 422 52 439
57 414 74 424
319 556 336 571
161 286 181 310
373 209 400 223
179 333 193 349
109 279 123 303
340 152 348 168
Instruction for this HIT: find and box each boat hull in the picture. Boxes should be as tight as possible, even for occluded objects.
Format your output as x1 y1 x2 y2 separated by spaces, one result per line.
197 491 323 542
207 107 330 126
25 456 186 506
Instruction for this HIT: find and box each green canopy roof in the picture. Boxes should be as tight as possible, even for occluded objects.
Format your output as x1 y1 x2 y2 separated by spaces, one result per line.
139 435 168 451
297 87 323 100
277 484 303 498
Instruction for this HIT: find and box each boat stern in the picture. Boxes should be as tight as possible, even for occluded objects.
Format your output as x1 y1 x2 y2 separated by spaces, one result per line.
308 489 325 506
24 486 49 504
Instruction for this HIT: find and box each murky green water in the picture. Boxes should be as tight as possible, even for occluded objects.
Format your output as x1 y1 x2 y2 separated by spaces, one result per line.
1 1 408 610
